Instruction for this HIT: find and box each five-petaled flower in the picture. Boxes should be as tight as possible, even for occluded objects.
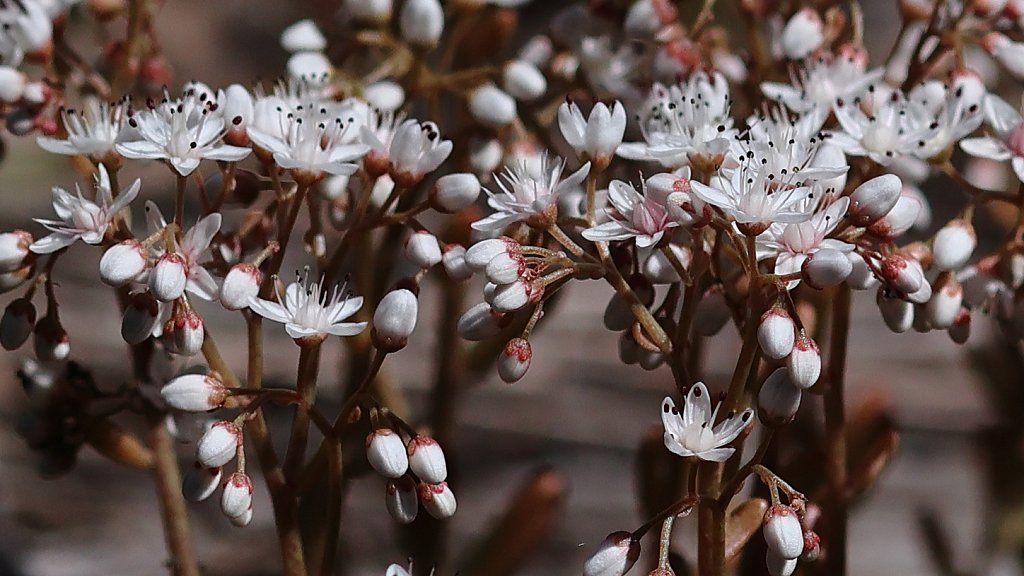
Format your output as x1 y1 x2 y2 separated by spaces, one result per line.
249 270 366 343
661 382 753 462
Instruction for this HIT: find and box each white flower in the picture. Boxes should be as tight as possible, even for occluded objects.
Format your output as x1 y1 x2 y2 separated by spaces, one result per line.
582 179 678 248
472 155 590 231
116 88 251 176
144 202 222 301
690 161 816 235
361 117 452 186
761 47 884 114
908 75 985 159
558 99 626 169
249 270 367 341
37 97 132 161
30 164 140 254
756 196 852 282
385 564 412 576
960 94 1024 182
661 382 753 462
828 86 938 165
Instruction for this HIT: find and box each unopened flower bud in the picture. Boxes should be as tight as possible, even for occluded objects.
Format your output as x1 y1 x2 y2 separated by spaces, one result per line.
847 253 879 290
766 550 798 576
491 278 542 312
151 253 188 301
802 248 852 289
418 481 457 519
466 238 517 271
764 504 804 560
364 81 404 113
121 292 160 345
220 472 254 524
168 309 205 356
372 289 418 352
469 84 518 127
906 276 933 305
458 302 510 340
161 373 228 412
407 436 446 483
0 264 32 294
878 289 914 333
801 530 821 562
404 231 442 269
33 314 69 361
758 368 802 425
485 250 526 285
366 428 409 478
469 137 503 175
432 173 480 213
0 230 33 272
758 307 796 360
399 0 443 47
867 195 921 240
781 8 824 59
694 285 731 336
583 531 641 576
503 59 547 101
983 33 1024 78
99 240 147 286
196 421 241 469
386 476 418 524
642 245 690 284
442 244 473 281
498 337 532 383
280 19 326 53
848 174 902 226
948 308 970 344
182 462 222 502
787 336 821 389
0 67 26 103
932 219 976 271
219 263 260 310
1 298 35 350
926 277 963 329
880 255 924 295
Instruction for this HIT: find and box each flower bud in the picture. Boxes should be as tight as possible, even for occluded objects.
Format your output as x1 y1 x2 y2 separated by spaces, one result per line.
638 350 665 371
442 244 473 282
1 298 36 350
485 250 526 285
469 84 518 127
168 309 204 356
763 504 804 560
469 137 503 175
503 59 547 101
280 19 326 53
926 277 962 329
287 51 331 80
432 173 480 213
642 245 690 284
694 285 730 336
932 219 976 271
877 288 914 333
221 263 262 311
879 254 924 295
407 436 447 483
151 253 188 302
847 252 879 290
0 230 33 272
906 275 933 305
196 421 241 468
758 307 796 360
182 462 222 502
418 481 457 519
457 302 510 340
583 531 641 576
848 174 902 226
122 292 161 345
373 289 418 352
0 67 26 103
781 8 824 59
220 472 254 524
386 476 418 524
983 33 1024 78
786 336 821 388
465 237 518 271
33 314 69 361
399 0 443 47
948 308 970 344
519 34 553 67
364 81 405 113
766 550 798 576
0 264 32 294
758 368 802 425
867 195 921 240
498 337 532 383
99 240 148 286
404 231 442 269
366 428 409 478
801 530 821 562
491 278 542 313
802 248 852 289
161 373 228 412
345 0 393 24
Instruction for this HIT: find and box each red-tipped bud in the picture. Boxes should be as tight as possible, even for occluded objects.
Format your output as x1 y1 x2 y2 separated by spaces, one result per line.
926 276 963 329
801 530 821 561
196 421 240 469
0 230 33 273
491 278 543 313
366 428 409 478
498 337 532 383
407 436 447 483
948 308 971 344
99 240 148 286
867 195 921 240
220 472 254 525
879 255 924 296
121 292 160 345
161 373 227 412
877 288 914 333
787 336 821 388
386 476 418 524
150 253 188 301
583 531 641 576
763 504 804 560
418 481 457 519
465 237 519 271
33 314 69 361
457 302 511 341
758 307 796 360
166 309 204 356
442 244 473 282
221 263 262 310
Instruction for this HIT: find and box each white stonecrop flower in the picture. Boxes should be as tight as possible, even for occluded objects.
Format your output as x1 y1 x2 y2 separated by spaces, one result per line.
37 97 132 161
385 564 412 576
30 165 140 254
361 118 451 186
582 179 678 248
761 46 884 114
691 162 816 235
558 99 626 169
756 196 852 281
780 8 824 60
661 382 754 462
249 271 367 341
145 203 222 301
472 155 590 231
909 72 985 159
829 87 935 165
116 88 251 176
960 94 1024 182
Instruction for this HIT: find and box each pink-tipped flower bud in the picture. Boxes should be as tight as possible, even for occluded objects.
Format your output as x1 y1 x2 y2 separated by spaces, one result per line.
758 307 796 360
161 373 228 412
151 252 188 302
182 462 222 502
766 550 798 576
0 230 33 272
926 276 963 329
386 476 418 524
948 308 971 344
485 250 526 285
399 0 443 46
763 504 804 560
442 244 473 282
878 288 914 333
121 292 161 345
802 248 853 289
867 195 921 240
99 240 148 286
33 314 69 361
847 252 879 290
220 472 254 525
932 219 976 271
407 436 447 483
432 173 480 213
168 309 205 356
848 174 902 227
221 263 262 311
197 421 241 469
457 302 511 340
1 297 36 351
469 84 518 127
801 530 821 562
583 531 641 576
465 237 518 271
780 8 824 59
880 254 924 296
694 285 730 336
758 368 802 425
787 336 821 389
418 481 457 519
372 288 418 352
491 278 542 313
0 264 32 294
503 59 547 101
404 231 442 269
366 428 410 478
498 337 532 383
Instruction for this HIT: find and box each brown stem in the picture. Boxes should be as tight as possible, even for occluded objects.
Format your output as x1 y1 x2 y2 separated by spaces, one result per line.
146 416 200 576
697 461 725 576
824 285 852 576
174 174 186 230
284 343 323 484
262 184 310 297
